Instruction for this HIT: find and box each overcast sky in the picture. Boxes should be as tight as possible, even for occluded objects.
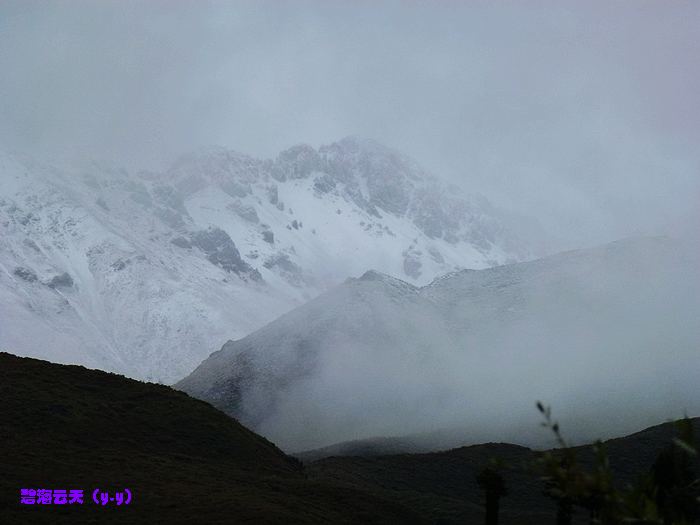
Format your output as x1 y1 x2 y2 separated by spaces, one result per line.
1 1 698 249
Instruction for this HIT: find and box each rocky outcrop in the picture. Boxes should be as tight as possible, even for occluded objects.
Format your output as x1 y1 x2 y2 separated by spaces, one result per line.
13 266 37 282
47 272 74 289
191 227 261 281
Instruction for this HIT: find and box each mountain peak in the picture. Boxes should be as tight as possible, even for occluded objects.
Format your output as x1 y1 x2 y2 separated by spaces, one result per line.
357 269 392 281
356 269 414 287
0 139 535 382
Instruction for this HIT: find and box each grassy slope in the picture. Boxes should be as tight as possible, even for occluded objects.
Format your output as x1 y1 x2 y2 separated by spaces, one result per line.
0 352 421 524
1 351 697 524
307 420 700 524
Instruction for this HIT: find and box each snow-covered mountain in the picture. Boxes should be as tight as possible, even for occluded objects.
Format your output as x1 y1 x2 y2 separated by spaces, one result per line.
0 137 534 382
177 237 700 451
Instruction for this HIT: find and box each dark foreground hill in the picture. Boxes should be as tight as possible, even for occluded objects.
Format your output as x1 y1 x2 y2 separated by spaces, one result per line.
0 352 418 524
305 419 700 524
1 352 697 524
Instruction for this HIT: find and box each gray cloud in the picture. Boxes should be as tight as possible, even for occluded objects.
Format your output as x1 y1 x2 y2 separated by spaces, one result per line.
1 1 698 249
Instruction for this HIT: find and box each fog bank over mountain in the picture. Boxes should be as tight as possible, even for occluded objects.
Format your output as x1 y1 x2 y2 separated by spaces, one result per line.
179 236 700 451
2 2 698 252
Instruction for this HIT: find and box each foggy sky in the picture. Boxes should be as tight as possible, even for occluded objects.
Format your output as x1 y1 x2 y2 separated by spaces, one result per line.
1 1 698 250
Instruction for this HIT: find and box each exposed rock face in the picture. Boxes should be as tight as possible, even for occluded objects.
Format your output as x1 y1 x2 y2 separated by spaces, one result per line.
220 180 252 199
155 206 187 230
263 253 308 287
273 144 323 181
23 238 41 252
191 227 261 280
313 174 336 194
402 248 423 280
153 184 188 214
47 272 73 289
170 236 192 249
266 184 279 205
13 266 37 282
227 200 259 223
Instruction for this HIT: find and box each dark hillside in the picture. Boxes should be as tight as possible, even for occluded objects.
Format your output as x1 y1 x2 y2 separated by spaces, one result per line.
1 351 696 524
0 352 421 524
307 419 700 524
